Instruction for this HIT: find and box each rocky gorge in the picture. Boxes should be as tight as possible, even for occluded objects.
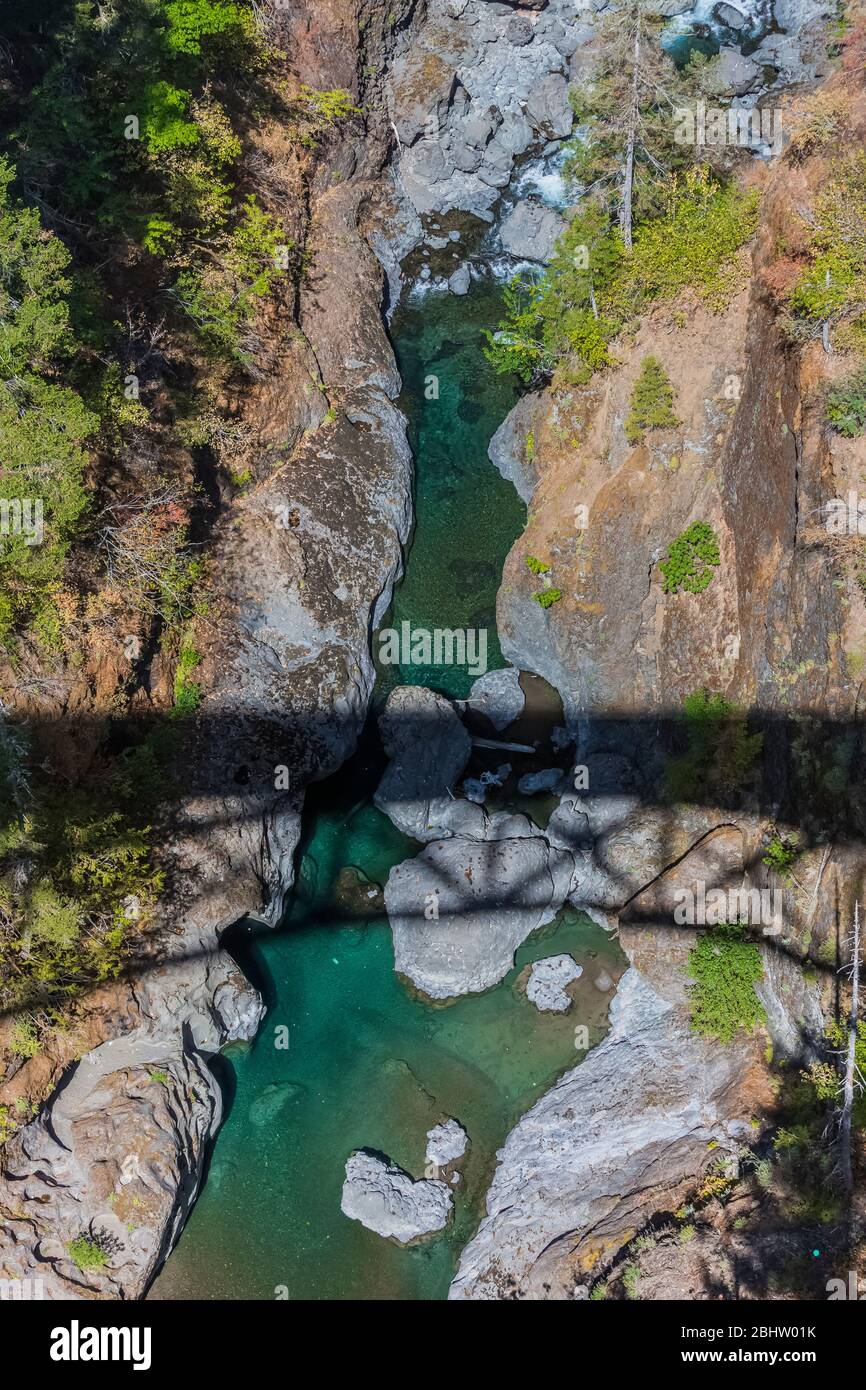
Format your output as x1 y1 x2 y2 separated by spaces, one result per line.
1 0 865 1305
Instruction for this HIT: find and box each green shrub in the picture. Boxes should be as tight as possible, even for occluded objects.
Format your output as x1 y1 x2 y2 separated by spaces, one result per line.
9 1015 39 1058
826 369 866 437
761 833 799 881
525 555 550 575
172 642 202 715
0 159 96 642
0 743 164 1017
163 0 256 56
688 924 766 1043
659 521 720 595
66 1237 108 1272
623 167 760 313
790 152 866 329
666 688 764 802
141 81 200 153
483 201 622 382
623 1262 641 1299
625 356 679 444
534 588 562 609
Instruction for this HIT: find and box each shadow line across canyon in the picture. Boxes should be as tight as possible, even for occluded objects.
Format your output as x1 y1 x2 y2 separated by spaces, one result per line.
1 700 864 1023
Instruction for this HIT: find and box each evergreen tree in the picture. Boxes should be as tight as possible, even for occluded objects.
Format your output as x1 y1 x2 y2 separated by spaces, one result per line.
564 1 695 248
625 354 678 443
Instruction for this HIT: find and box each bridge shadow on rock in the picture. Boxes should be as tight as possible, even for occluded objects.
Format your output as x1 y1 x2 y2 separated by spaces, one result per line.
0 697 864 1023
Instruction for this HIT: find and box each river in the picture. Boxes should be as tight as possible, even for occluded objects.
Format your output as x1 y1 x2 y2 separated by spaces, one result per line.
149 278 625 1302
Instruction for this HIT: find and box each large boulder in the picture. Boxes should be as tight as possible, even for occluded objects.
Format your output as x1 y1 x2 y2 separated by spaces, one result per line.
374 685 471 842
525 73 573 137
449 965 761 1298
500 199 566 263
465 667 525 731
426 1119 469 1168
341 1150 452 1243
385 834 575 997
707 46 763 96
526 953 583 1012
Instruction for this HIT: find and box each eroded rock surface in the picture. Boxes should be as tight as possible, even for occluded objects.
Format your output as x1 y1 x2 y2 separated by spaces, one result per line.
386 834 575 997
341 1149 453 1242
374 685 472 841
449 965 762 1299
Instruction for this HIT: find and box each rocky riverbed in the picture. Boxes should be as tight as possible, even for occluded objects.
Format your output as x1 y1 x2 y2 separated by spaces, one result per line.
2 0 861 1304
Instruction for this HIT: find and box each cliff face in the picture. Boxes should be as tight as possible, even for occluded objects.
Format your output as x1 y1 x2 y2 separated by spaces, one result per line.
449 26 866 1299
0 0 419 1299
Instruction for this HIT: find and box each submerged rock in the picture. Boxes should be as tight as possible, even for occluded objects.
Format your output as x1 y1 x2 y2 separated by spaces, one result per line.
248 1081 303 1128
517 767 564 795
385 834 575 997
332 865 384 920
341 1149 452 1243
526 953 583 1012
425 1118 469 1168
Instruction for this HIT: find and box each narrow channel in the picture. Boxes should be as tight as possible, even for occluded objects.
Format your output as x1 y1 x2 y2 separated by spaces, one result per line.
150 279 625 1302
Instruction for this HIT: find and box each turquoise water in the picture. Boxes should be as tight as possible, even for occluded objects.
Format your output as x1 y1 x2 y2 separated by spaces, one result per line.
375 282 526 700
149 285 625 1301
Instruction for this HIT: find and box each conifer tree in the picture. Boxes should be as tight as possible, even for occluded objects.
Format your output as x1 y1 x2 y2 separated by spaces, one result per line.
625 355 679 443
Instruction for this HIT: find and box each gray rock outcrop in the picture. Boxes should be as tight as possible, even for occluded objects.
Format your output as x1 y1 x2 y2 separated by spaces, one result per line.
488 390 547 504
526 953 583 1011
385 834 575 997
426 1118 469 1167
374 685 472 842
341 1149 453 1242
387 0 576 223
449 965 758 1298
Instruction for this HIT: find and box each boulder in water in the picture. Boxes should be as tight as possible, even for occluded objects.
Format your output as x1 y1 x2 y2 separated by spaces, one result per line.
341 1149 452 1243
385 834 575 997
374 685 471 842
465 667 525 732
707 46 763 96
517 767 565 795
526 954 583 1012
426 1118 469 1168
713 2 749 28
448 263 471 295
500 200 566 263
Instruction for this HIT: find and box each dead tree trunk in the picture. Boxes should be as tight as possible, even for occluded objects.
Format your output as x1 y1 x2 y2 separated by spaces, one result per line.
619 13 641 252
